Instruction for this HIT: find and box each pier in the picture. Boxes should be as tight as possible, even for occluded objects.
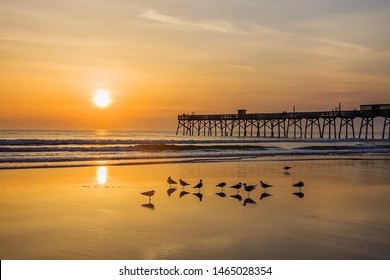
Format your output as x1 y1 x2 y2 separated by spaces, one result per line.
176 104 390 139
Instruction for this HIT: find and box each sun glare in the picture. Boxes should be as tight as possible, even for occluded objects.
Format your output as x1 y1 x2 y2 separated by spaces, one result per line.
93 89 112 108
97 166 108 185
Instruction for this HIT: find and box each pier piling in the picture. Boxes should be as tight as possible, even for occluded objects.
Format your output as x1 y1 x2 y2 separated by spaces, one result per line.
177 105 390 139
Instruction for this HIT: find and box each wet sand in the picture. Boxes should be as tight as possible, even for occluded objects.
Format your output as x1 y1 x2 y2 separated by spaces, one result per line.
0 159 389 259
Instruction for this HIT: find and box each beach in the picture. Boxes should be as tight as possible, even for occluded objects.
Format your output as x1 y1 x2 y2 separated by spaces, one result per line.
2 3 390 278
1 158 389 260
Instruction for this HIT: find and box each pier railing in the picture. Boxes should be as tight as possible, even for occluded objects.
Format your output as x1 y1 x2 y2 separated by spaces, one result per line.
176 109 390 139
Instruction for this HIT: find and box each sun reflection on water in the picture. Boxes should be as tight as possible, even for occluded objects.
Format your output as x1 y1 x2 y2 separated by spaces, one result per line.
97 166 108 185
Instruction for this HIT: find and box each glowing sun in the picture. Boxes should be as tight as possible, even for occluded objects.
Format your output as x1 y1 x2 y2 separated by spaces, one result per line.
93 89 112 108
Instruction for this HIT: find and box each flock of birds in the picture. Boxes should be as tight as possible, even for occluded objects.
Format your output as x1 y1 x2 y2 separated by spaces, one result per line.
140 166 305 208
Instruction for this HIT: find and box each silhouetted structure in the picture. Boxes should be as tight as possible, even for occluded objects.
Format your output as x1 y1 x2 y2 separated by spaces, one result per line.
177 104 390 139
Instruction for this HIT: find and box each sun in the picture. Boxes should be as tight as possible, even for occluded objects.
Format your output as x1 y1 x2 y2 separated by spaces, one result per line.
93 89 112 108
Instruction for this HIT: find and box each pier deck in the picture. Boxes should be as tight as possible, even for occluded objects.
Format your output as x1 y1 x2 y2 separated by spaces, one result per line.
176 108 390 139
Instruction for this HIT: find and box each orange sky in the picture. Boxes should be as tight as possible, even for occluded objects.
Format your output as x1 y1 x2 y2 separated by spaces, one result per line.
1 0 389 129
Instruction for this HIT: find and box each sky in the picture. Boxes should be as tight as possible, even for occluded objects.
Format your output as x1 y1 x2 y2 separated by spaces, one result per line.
1 0 389 129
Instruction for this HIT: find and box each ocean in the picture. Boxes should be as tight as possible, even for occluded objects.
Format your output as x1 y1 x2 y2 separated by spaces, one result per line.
0 130 389 169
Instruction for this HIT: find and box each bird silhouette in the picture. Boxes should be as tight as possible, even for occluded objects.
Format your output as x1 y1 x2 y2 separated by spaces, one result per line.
193 179 203 190
216 182 226 189
167 176 177 186
140 190 156 203
141 190 156 197
179 179 190 187
292 181 304 188
243 183 256 193
260 180 272 190
283 166 292 174
230 182 242 192
292 181 304 193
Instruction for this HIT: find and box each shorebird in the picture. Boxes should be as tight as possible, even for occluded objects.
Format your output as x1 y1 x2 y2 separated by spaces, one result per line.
283 166 292 173
243 183 256 193
230 182 242 192
140 190 156 198
179 179 190 187
292 181 304 188
167 176 177 186
193 179 203 190
216 182 226 189
260 180 272 190
140 190 156 202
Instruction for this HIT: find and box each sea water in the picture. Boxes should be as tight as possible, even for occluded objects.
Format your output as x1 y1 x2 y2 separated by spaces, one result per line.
0 130 389 169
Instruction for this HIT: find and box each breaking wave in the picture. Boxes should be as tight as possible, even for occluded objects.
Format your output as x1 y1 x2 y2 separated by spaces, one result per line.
0 131 389 169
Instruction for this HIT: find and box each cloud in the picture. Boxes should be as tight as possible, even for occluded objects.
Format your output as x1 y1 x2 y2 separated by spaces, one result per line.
139 9 244 34
311 37 369 54
247 23 369 54
229 65 256 72
139 9 369 54
140 9 182 25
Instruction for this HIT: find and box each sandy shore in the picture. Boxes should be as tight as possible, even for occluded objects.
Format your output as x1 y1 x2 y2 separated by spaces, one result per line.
0 159 389 259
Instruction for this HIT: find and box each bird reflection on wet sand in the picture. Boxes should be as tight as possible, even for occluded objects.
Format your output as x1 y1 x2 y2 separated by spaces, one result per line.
230 194 243 201
292 191 304 198
180 190 190 198
193 192 203 202
167 187 177 197
260 192 273 200
215 191 226 198
243 197 256 206
141 202 155 210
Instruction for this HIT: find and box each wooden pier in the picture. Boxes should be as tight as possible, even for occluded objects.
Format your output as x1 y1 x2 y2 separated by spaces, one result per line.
176 104 390 139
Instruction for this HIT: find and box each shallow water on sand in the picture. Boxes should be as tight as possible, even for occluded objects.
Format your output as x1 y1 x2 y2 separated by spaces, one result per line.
0 159 389 259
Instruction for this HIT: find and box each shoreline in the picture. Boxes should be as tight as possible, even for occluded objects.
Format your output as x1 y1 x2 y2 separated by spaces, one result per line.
1 153 389 170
